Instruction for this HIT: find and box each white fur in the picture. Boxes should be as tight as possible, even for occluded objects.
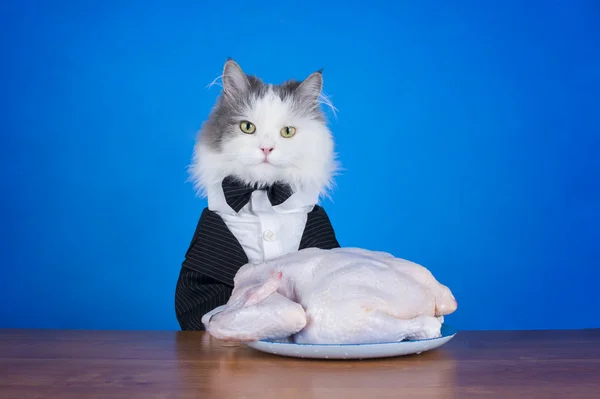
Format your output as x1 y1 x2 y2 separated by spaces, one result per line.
189 85 339 200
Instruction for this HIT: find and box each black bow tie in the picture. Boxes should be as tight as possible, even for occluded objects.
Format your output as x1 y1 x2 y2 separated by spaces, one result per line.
221 176 294 212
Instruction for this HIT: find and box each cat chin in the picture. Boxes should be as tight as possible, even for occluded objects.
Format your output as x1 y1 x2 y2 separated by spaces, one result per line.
189 142 336 199
203 160 296 188
233 163 317 189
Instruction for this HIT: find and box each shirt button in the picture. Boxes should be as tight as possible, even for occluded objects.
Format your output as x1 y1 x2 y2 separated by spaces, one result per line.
263 230 276 242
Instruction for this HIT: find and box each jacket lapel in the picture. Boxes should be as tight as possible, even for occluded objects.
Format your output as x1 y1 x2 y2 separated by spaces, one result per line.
299 205 340 250
183 208 249 287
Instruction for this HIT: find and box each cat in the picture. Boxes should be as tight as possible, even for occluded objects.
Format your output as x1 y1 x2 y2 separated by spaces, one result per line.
175 59 341 330
190 58 338 196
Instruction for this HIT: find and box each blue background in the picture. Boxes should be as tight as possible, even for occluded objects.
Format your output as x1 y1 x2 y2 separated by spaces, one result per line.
1 0 598 331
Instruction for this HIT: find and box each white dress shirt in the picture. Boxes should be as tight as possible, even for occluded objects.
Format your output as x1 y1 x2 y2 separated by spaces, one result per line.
206 183 319 265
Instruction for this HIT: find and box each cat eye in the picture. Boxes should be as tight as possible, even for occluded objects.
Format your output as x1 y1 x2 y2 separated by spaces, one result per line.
280 126 296 138
240 121 256 134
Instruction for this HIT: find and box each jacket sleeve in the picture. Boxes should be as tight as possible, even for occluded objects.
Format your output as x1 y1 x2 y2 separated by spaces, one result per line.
175 266 232 330
174 208 248 331
298 205 341 250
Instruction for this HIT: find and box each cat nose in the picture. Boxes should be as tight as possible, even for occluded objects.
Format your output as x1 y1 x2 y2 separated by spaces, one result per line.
261 147 274 156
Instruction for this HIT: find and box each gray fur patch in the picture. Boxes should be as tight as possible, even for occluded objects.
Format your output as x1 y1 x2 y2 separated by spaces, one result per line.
199 70 325 151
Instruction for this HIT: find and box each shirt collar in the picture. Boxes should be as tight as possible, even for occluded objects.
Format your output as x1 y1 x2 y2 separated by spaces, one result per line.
207 179 319 215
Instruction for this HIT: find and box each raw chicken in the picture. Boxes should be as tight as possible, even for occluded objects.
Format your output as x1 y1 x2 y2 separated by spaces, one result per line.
202 247 457 344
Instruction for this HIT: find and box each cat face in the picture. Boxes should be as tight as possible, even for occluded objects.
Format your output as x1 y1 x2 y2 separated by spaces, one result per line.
190 60 338 197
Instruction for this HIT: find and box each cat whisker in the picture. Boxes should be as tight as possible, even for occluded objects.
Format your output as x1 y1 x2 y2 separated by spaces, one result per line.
206 74 224 90
220 155 261 161
318 92 338 118
282 159 301 169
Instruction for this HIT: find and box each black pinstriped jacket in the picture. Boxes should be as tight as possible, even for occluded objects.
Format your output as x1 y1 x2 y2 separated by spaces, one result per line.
174 205 340 330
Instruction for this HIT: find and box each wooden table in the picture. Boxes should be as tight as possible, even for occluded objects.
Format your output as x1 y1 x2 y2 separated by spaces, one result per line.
0 329 599 398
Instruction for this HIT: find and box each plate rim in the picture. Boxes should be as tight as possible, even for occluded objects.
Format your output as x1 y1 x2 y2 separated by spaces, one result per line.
249 324 458 347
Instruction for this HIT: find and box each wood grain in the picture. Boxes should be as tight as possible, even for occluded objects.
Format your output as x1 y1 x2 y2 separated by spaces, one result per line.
1 329 599 398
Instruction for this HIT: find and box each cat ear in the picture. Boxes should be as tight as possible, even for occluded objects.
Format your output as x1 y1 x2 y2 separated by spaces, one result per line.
222 59 249 97
294 70 323 104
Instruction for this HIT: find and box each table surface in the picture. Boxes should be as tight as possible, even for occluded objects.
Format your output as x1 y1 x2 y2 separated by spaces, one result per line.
0 328 599 399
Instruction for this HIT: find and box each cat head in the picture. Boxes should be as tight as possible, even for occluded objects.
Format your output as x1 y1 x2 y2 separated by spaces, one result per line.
189 59 339 198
